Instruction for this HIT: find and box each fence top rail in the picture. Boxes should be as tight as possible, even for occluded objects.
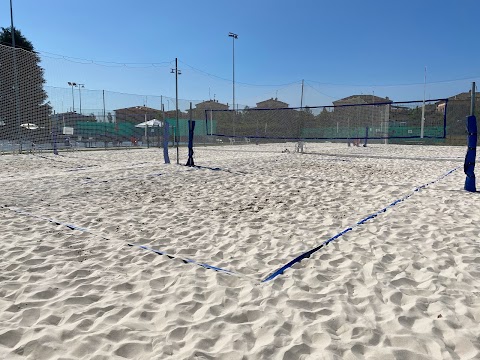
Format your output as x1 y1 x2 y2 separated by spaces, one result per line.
206 98 449 113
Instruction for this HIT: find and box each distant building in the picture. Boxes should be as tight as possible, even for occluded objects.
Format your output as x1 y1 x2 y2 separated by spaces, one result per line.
114 106 160 125
195 100 229 111
193 100 229 119
437 91 480 113
255 98 289 109
447 91 479 101
333 95 392 106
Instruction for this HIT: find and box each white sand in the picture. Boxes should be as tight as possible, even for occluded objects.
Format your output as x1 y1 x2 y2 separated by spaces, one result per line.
1 143 479 359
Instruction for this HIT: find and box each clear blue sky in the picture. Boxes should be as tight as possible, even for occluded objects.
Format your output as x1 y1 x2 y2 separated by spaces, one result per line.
1 0 479 112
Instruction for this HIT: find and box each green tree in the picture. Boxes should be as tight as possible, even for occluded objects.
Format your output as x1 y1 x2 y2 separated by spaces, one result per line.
0 27 33 50
0 27 51 141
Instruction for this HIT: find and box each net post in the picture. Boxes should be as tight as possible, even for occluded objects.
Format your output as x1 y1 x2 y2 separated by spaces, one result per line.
384 104 390 144
163 122 170 164
464 82 477 192
186 102 195 167
52 110 58 155
363 126 369 147
443 99 448 139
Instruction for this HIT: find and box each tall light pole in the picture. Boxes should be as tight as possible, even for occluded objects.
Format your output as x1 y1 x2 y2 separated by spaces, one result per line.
9 0 15 48
67 82 76 112
77 83 84 114
171 58 181 164
228 32 238 111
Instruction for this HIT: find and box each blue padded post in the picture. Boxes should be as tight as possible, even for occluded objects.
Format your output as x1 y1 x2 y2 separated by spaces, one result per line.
163 122 170 164
464 115 477 192
186 120 195 167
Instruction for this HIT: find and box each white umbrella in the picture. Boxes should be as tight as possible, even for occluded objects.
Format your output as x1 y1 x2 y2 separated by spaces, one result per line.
20 123 39 130
135 119 163 128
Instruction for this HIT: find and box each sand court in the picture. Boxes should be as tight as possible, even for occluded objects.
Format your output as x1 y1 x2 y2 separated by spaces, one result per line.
1 143 480 359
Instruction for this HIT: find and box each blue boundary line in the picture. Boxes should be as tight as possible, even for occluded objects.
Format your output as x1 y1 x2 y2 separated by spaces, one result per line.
127 243 239 276
261 166 460 282
3 206 96 235
1 205 246 280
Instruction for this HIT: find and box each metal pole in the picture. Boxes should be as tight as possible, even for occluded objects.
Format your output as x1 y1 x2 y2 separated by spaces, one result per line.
102 90 106 121
145 113 148 148
300 79 304 108
52 110 58 155
471 82 476 117
421 66 426 138
78 84 84 114
10 0 15 48
71 84 75 112
228 33 238 137
160 103 164 148
103 90 106 148
372 91 374 131
175 57 179 165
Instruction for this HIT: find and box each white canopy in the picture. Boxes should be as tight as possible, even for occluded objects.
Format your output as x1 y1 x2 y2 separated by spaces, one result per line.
20 123 39 130
135 119 163 128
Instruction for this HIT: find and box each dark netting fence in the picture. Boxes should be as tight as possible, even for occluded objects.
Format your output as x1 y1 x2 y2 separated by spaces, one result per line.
0 42 476 154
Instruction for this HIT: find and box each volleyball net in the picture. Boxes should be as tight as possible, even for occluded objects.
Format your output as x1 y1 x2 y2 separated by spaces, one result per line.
204 99 449 145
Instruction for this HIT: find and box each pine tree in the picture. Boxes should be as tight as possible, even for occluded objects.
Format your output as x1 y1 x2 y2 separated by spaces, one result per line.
0 27 51 142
